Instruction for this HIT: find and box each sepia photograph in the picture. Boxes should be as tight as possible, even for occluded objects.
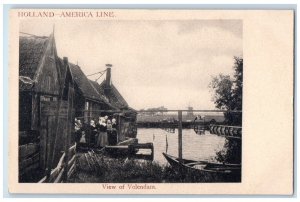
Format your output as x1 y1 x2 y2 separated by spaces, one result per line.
18 17 243 183
8 9 294 194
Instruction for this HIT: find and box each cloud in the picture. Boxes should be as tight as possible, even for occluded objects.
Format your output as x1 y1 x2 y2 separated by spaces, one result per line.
20 20 242 110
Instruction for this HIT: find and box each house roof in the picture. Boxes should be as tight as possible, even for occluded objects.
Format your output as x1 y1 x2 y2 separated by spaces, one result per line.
19 33 61 95
99 80 129 110
57 58 68 82
88 80 110 102
69 63 112 106
19 35 49 80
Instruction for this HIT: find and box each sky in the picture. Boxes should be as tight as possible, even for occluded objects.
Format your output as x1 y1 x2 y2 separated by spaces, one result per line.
20 19 242 110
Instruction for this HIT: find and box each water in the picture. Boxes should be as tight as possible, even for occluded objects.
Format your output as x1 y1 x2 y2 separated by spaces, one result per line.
136 128 226 165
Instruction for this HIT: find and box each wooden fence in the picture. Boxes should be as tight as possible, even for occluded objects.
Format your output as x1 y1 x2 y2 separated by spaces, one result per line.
38 143 76 183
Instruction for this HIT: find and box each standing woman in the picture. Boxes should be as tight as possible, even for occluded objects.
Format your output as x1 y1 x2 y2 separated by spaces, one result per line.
96 117 106 148
103 115 109 146
96 117 102 147
90 120 97 148
111 118 118 145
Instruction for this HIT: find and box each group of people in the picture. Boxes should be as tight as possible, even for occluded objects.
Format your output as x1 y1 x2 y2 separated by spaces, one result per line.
75 116 118 149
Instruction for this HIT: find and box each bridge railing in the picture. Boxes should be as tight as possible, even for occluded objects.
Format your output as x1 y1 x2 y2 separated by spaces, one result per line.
209 125 242 139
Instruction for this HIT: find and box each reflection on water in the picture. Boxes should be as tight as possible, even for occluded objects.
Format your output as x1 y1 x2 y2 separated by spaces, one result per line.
136 128 226 165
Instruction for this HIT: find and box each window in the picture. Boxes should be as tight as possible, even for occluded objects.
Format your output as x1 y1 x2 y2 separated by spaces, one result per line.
40 95 51 101
40 95 57 102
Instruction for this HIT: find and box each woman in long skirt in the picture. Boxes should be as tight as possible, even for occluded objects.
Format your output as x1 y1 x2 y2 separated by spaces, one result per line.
111 118 118 145
100 130 108 147
97 117 108 147
90 120 97 147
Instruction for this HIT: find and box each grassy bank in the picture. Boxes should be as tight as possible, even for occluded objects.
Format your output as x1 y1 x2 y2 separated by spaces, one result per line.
67 153 240 183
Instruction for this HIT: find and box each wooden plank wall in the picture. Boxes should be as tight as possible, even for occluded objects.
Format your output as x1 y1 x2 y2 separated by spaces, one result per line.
19 143 40 177
39 100 69 170
31 93 39 130
39 85 76 183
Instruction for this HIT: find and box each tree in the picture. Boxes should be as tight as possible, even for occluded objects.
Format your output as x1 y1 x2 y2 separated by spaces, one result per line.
209 57 243 164
232 56 243 112
209 74 233 110
209 57 243 126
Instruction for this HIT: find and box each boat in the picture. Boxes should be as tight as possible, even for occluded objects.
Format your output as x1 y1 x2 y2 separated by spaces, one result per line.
162 152 241 175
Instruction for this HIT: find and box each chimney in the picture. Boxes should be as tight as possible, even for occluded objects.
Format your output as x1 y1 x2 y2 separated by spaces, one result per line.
106 64 112 87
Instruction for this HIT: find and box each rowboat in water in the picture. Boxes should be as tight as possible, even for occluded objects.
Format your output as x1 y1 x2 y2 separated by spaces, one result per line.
162 152 241 175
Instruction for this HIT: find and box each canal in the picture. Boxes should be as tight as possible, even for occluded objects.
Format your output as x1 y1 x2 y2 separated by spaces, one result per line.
68 128 234 183
136 128 226 165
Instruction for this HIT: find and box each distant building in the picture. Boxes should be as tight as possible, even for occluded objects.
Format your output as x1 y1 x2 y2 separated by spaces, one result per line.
187 106 194 118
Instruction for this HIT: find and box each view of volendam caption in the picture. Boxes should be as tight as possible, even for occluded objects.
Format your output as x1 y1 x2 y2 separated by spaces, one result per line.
19 20 242 183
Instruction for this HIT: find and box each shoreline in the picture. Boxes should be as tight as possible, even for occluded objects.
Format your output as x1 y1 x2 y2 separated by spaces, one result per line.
67 152 241 183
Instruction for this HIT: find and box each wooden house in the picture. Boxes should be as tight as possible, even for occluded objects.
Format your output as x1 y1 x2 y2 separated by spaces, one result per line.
68 63 115 123
19 32 76 182
95 64 138 141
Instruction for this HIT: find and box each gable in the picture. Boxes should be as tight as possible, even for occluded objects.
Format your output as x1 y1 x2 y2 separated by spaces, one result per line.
33 34 60 95
19 34 61 95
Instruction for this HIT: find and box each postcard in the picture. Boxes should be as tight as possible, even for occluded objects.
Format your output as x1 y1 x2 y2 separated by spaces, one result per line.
8 8 294 195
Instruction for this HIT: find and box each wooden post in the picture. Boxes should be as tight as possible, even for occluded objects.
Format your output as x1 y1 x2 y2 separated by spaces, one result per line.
45 115 50 179
62 86 74 182
84 100 88 124
178 110 183 162
117 114 121 143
